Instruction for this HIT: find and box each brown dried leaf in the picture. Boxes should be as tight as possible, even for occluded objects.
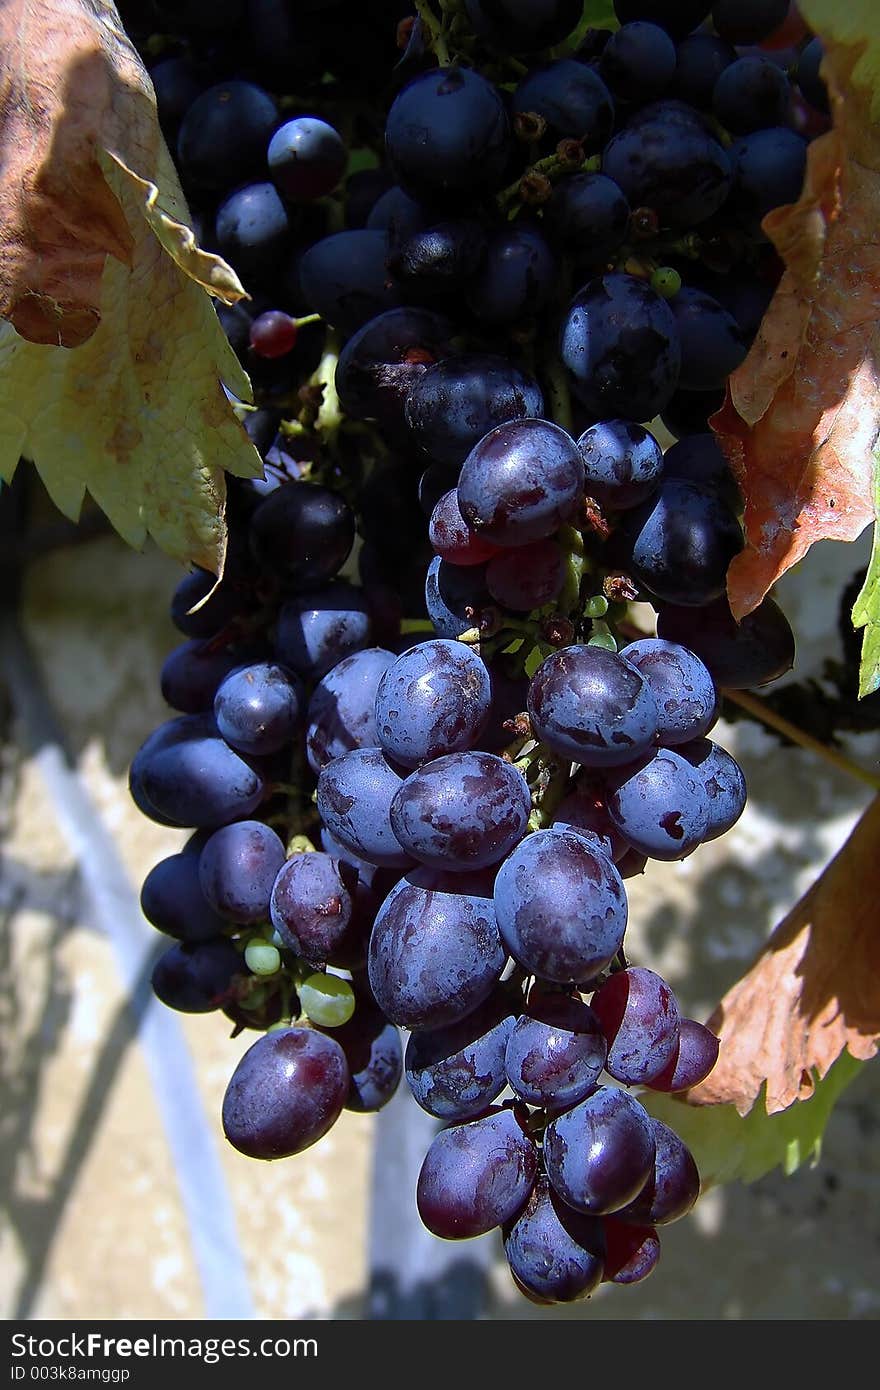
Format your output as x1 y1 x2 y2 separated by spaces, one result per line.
715 39 880 620
685 795 880 1116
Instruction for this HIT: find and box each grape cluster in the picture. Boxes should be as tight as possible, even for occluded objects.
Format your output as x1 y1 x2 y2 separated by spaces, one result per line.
121 0 817 1305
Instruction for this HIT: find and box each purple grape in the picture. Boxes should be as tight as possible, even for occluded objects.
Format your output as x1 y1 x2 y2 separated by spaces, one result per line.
275 582 372 680
602 1217 661 1284
270 852 360 966
604 747 711 860
151 938 243 1014
214 661 304 756
646 1017 720 1092
416 1107 538 1239
619 479 743 608
590 966 682 1085
374 640 492 768
249 483 354 589
511 59 614 152
198 820 286 924
368 867 506 1031
504 994 607 1110
618 638 717 747
390 751 531 872
405 354 545 468
222 1027 349 1159
457 418 585 548
425 556 490 639
615 1118 700 1225
316 747 414 870
320 1004 403 1113
305 647 396 774
131 714 265 829
405 991 516 1121
656 594 795 688
678 737 747 840
268 116 347 201
486 540 565 612
528 645 659 768
503 1175 606 1303
160 639 246 714
493 829 628 984
140 832 228 942
545 1087 656 1215
577 420 664 511
429 489 501 567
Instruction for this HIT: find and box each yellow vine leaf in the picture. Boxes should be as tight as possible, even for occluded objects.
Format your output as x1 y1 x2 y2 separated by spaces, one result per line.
0 0 262 574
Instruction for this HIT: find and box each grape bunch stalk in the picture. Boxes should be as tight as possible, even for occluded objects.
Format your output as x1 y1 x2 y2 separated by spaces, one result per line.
120 0 819 1305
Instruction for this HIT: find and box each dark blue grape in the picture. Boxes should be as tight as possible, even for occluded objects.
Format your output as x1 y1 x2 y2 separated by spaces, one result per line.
602 116 732 228
590 966 681 1085
131 714 265 828
160 639 245 714
152 939 243 1014
661 432 741 510
177 80 278 191
150 56 206 139
600 22 677 102
467 226 556 326
249 482 354 588
306 647 396 774
528 645 659 768
729 127 807 237
374 640 492 769
511 60 614 153
270 852 359 965
494 829 628 983
140 833 227 943
345 167 393 229
577 420 664 510
673 32 736 108
486 539 565 611
677 738 747 840
551 787 632 863
215 183 292 286
618 638 717 746
560 273 681 422
603 747 711 860
405 991 516 1121
335 307 455 431
385 67 511 203
503 1176 606 1303
645 1017 720 1092
268 117 347 201
505 994 607 1109
297 231 403 336
660 385 726 439
417 1107 538 1238
316 747 413 869
613 2 712 41
544 1087 656 1215
619 478 743 607
198 820 286 923
615 1118 700 1225
543 173 630 265
368 867 506 1030
798 37 829 114
425 556 490 638
321 1004 403 1113
656 594 795 687
389 220 488 297
713 55 791 135
711 0 788 45
390 751 531 871
170 567 245 641
464 0 582 52
213 661 303 757
457 418 585 547
222 1027 349 1159
366 185 429 247
669 286 749 391
405 355 544 468
275 582 372 680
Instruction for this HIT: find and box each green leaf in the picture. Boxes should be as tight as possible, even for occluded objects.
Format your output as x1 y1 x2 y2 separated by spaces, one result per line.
553 3 618 55
524 644 546 678
852 445 880 697
799 0 880 118
644 1052 865 1188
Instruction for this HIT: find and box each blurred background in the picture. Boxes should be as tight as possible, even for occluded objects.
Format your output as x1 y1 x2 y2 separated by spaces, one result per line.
1 474 878 1322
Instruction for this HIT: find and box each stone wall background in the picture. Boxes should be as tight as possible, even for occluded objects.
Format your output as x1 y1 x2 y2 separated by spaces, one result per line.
1 497 878 1322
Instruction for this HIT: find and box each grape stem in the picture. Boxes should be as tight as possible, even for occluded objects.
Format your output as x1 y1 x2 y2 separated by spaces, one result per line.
723 688 880 792
415 0 451 65
542 355 573 434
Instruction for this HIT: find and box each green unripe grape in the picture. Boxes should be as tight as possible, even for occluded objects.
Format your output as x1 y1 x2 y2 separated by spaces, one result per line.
244 941 282 976
584 595 609 618
300 973 356 1028
588 630 618 652
650 267 682 299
